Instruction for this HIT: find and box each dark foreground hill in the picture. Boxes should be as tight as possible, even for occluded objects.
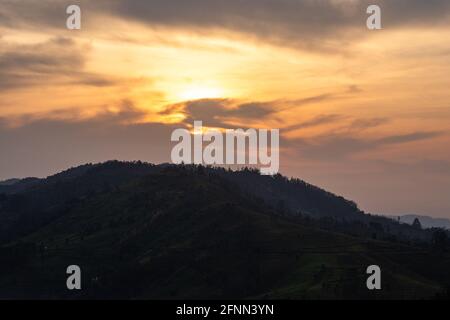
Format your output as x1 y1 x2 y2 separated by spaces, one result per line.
0 161 449 299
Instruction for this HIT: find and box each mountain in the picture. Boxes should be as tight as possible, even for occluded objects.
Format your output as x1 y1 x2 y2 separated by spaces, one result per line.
397 215 450 230
0 161 449 299
0 177 41 194
0 178 21 186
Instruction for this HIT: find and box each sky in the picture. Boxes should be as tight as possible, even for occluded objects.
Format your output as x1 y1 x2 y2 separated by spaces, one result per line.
1 0 450 218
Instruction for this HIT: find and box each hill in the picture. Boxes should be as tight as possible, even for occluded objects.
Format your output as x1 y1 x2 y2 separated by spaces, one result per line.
0 161 449 299
397 215 450 230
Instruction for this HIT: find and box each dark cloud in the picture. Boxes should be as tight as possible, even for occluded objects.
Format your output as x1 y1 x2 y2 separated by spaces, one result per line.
2 1 450 52
0 37 118 91
105 0 450 51
0 37 81 72
226 102 275 118
160 93 339 129
0 0 72 29
160 99 277 128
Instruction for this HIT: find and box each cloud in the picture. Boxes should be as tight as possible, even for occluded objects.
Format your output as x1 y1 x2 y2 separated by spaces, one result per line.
105 0 450 51
0 36 118 92
289 94 336 108
3 1 450 52
0 0 69 29
349 117 389 130
296 116 390 137
284 130 444 160
160 98 277 128
1 99 149 128
160 92 339 129
377 131 442 145
284 114 344 133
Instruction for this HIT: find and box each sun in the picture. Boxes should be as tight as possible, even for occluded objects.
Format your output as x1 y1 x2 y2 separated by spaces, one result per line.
179 85 224 101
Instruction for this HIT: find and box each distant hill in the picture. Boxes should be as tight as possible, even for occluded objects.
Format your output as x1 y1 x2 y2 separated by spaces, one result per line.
0 178 21 186
0 161 449 299
397 215 450 230
0 177 41 194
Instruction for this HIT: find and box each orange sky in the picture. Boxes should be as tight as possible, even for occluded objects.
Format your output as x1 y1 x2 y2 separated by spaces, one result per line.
1 0 450 217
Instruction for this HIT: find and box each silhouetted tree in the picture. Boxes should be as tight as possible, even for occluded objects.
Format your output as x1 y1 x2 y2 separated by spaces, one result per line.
432 229 449 252
412 218 422 230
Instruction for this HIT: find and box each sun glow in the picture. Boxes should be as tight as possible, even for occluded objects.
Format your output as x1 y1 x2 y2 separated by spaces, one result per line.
178 85 224 101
